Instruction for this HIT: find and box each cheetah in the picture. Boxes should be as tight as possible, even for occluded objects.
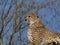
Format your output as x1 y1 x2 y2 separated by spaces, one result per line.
25 13 60 45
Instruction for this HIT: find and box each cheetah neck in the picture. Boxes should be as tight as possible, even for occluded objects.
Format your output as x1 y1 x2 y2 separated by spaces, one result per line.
29 19 44 28
30 19 38 25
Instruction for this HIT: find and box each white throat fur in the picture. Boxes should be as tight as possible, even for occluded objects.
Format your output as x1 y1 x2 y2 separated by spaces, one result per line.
30 20 38 25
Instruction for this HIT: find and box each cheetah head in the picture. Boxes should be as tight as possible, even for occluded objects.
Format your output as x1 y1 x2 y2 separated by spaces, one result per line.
25 14 40 25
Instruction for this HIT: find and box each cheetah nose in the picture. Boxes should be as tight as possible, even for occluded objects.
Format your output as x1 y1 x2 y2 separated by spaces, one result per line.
25 19 27 21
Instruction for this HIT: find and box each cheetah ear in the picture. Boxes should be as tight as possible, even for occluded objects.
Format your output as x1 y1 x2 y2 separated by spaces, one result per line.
37 16 39 18
34 13 39 18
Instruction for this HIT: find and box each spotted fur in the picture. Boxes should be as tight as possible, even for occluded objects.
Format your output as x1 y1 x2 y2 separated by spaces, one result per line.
25 14 60 45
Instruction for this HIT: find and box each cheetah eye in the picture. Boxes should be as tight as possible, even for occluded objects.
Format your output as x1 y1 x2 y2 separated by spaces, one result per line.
28 16 30 17
37 16 39 18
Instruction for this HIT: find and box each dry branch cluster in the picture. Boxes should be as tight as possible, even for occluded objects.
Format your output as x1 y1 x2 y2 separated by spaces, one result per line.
0 0 60 45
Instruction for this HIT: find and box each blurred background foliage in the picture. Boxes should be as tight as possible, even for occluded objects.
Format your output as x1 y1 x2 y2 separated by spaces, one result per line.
0 0 60 45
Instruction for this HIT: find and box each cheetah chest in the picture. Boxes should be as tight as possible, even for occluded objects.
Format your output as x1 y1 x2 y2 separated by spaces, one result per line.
27 29 33 42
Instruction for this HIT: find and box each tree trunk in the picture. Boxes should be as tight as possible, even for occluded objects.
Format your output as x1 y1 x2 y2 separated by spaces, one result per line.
0 39 2 45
